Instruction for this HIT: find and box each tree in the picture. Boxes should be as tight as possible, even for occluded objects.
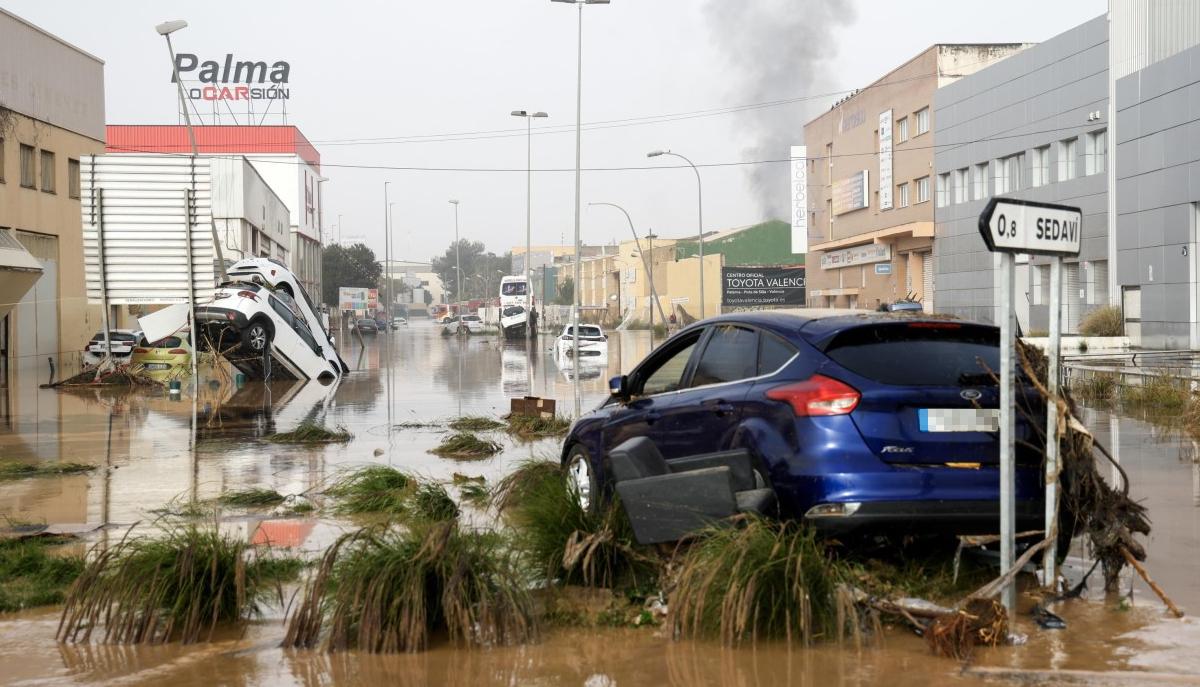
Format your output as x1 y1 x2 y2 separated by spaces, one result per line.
431 241 513 302
554 277 574 306
322 243 382 305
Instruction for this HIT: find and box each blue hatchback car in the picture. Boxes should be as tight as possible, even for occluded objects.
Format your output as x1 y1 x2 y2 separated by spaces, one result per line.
561 309 1047 535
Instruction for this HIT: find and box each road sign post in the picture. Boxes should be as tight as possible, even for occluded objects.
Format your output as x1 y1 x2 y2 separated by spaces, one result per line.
978 198 1082 613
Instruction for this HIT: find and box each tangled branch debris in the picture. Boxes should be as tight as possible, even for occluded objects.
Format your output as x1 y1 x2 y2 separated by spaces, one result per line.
1016 341 1151 590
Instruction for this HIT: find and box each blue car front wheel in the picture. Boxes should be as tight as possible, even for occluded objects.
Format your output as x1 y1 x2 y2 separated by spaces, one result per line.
565 444 596 515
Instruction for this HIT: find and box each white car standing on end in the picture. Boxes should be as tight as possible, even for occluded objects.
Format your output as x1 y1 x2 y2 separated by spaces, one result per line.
194 276 344 382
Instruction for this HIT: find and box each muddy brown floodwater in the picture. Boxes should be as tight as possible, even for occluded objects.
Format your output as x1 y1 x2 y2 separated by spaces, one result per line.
1 322 1198 686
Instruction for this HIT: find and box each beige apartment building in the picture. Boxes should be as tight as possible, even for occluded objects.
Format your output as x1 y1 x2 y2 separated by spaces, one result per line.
0 8 106 395
805 44 1030 311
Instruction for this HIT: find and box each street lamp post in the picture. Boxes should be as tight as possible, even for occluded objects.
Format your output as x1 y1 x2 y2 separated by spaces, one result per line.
648 149 705 319
156 19 227 283
511 110 549 339
553 0 610 416
449 200 462 318
588 202 666 340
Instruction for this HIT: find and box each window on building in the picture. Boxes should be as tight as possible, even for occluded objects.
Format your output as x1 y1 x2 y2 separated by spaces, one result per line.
972 162 988 200
936 173 950 207
898 182 910 208
68 159 80 199
0 138 5 183
1085 129 1107 176
953 168 968 204
1002 153 1023 193
915 107 930 135
1058 137 1077 181
896 117 908 143
19 144 35 188
1031 145 1050 187
994 158 1008 194
1032 265 1049 306
916 176 930 204
39 150 55 193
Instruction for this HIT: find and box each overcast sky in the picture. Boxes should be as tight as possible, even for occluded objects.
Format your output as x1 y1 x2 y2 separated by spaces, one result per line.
9 0 1105 264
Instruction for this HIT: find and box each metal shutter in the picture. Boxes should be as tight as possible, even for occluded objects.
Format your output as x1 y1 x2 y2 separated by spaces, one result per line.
922 252 934 311
1065 263 1082 333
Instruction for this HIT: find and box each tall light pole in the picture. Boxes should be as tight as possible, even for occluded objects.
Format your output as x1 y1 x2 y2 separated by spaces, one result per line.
588 202 666 339
156 19 227 283
648 149 705 319
552 0 610 415
449 200 462 317
511 110 549 339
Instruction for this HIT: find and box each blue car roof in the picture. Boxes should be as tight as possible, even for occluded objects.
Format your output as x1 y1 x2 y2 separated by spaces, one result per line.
692 308 997 345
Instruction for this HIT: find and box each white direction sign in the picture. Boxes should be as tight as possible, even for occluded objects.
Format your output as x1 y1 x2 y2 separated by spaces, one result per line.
978 198 1082 257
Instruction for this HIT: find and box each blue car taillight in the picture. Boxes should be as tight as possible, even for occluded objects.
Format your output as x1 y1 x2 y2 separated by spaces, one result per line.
766 374 861 416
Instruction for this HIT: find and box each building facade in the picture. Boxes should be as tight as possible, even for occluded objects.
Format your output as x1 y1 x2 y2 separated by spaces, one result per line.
805 44 1030 312
934 17 1110 331
1114 40 1200 348
933 6 1200 346
0 8 106 389
105 125 326 301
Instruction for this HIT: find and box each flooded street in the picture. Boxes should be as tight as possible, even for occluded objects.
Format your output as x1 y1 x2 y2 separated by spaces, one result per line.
1 322 1199 686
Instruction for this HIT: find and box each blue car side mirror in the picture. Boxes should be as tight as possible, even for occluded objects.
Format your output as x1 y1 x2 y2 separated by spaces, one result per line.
609 374 629 399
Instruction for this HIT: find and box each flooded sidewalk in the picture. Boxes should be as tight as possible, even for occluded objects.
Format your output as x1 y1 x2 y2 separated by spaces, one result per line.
0 322 1198 685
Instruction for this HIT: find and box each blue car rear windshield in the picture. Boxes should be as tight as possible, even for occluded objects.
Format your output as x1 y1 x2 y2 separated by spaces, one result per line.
823 322 1000 387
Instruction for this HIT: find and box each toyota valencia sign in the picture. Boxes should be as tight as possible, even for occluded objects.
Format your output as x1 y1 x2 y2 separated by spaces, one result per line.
721 266 806 307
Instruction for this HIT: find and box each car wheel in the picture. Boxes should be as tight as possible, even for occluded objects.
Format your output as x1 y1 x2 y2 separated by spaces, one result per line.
243 319 273 353
565 445 597 514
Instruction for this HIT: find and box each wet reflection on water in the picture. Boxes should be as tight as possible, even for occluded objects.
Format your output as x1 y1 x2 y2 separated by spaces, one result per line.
0 321 1198 684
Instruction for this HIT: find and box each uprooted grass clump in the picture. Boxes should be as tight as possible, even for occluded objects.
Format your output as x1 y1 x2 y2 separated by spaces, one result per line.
0 461 96 481
326 465 415 515
504 414 572 439
57 522 299 644
669 517 847 646
409 483 460 522
217 488 286 508
0 536 86 612
504 460 656 589
284 521 535 653
448 415 505 432
429 433 503 459
265 422 352 444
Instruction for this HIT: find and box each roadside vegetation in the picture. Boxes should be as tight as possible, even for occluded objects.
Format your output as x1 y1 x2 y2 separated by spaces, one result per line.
327 465 415 515
265 422 351 444
447 415 505 432
57 521 302 644
217 488 286 508
1078 305 1124 337
0 461 96 481
429 432 503 458
0 536 85 612
284 522 535 653
505 414 572 439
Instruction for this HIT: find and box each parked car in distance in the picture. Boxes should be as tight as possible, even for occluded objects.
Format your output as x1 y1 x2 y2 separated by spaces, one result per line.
554 324 608 359
83 329 144 367
356 318 380 334
392 317 407 329
442 314 487 335
131 333 191 381
883 300 923 312
195 281 342 381
560 309 1047 537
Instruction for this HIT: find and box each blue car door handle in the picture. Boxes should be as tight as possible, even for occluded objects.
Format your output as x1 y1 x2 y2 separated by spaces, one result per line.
703 399 735 415
644 411 661 424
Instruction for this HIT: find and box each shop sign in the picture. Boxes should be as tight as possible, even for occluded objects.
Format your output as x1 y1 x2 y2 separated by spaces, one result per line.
833 171 869 215
721 266 806 307
820 243 891 270
173 53 291 102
